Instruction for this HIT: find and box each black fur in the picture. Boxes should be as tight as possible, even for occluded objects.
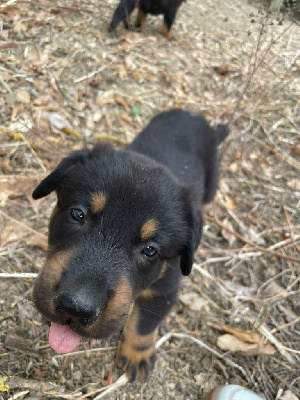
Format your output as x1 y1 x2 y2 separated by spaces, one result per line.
33 109 228 380
108 0 185 37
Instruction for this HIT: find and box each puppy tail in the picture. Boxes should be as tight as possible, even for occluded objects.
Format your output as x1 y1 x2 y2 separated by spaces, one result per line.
216 124 229 144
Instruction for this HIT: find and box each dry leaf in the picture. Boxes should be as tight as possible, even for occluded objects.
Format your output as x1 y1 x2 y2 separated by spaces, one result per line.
222 280 256 296
287 179 300 190
120 41 135 52
5 334 37 354
95 96 113 106
262 281 285 298
124 54 134 68
208 322 269 346
194 373 210 385
105 113 112 130
213 64 231 75
46 112 71 131
246 227 266 246
224 194 236 211
0 222 47 249
290 145 300 156
8 114 33 133
229 162 238 172
179 292 208 311
221 218 236 246
217 334 276 355
24 234 48 250
16 88 31 104
219 179 230 193
13 21 27 33
118 65 127 80
281 390 299 400
115 96 130 112
0 223 28 247
0 175 39 207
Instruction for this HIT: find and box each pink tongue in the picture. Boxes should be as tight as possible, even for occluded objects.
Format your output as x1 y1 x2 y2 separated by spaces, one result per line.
49 322 81 353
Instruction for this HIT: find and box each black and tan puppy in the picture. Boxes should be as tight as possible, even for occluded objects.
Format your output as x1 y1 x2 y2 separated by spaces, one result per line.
32 110 228 381
108 0 185 39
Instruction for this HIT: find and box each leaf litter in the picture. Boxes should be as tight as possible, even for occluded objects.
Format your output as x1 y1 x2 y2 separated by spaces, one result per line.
0 0 299 399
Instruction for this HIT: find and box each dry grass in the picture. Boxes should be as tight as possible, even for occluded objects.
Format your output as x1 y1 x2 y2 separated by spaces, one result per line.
0 0 299 399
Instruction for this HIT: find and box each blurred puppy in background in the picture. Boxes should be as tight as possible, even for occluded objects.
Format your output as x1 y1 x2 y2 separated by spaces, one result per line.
109 0 186 39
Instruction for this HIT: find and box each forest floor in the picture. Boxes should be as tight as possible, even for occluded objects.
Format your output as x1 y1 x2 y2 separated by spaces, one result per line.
0 0 299 399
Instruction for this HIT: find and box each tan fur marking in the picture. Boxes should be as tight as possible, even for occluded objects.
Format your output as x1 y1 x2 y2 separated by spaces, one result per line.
84 276 133 338
162 23 172 40
90 192 107 214
138 288 159 301
44 249 74 288
136 8 147 27
157 261 169 281
117 305 157 380
140 219 157 241
39 249 74 313
105 276 133 315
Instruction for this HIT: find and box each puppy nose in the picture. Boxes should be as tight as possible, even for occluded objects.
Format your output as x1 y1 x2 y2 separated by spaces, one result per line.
56 293 97 320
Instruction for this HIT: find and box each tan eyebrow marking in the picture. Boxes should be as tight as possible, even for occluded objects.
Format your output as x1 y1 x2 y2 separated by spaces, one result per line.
90 192 107 214
140 219 158 241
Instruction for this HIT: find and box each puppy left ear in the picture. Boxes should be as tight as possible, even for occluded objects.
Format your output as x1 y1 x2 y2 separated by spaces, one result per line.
32 148 89 200
180 188 203 276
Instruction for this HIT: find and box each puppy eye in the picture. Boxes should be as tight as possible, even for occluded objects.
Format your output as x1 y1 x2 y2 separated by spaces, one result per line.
142 246 158 258
70 208 85 223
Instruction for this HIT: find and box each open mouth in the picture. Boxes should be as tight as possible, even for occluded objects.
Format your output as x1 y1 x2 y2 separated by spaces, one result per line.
49 322 82 354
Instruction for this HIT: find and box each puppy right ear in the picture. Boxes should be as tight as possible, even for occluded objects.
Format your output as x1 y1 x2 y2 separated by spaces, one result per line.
32 149 89 199
180 187 203 276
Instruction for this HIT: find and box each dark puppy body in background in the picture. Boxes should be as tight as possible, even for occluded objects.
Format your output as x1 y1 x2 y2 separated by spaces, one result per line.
109 0 185 39
33 110 228 381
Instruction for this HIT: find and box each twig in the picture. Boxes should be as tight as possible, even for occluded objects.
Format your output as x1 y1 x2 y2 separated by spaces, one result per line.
249 133 300 170
0 74 12 93
93 374 128 400
270 316 300 334
73 65 111 84
156 332 250 381
283 206 300 253
200 247 256 255
17 132 47 173
0 0 19 9
52 346 116 359
0 375 64 393
0 273 37 279
210 204 300 263
258 325 296 365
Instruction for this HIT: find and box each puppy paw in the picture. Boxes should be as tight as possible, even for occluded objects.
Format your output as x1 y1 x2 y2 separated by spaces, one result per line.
116 333 157 382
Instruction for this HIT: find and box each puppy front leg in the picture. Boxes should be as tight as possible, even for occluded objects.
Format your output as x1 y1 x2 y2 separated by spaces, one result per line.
162 6 180 39
117 258 181 381
109 0 136 32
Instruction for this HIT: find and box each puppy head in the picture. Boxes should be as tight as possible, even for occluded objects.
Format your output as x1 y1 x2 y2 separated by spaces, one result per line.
33 144 202 341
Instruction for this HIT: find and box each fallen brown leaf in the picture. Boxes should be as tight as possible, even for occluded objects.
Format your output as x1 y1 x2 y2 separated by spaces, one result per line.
262 281 285 298
208 321 268 345
4 334 37 355
280 390 299 400
221 218 237 246
222 280 256 296
0 175 39 207
1 222 47 249
16 88 31 104
115 96 131 112
290 145 300 156
179 292 208 311
217 334 276 355
224 194 236 211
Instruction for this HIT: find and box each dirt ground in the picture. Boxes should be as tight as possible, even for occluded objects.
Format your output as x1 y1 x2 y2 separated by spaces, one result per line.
0 0 299 399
